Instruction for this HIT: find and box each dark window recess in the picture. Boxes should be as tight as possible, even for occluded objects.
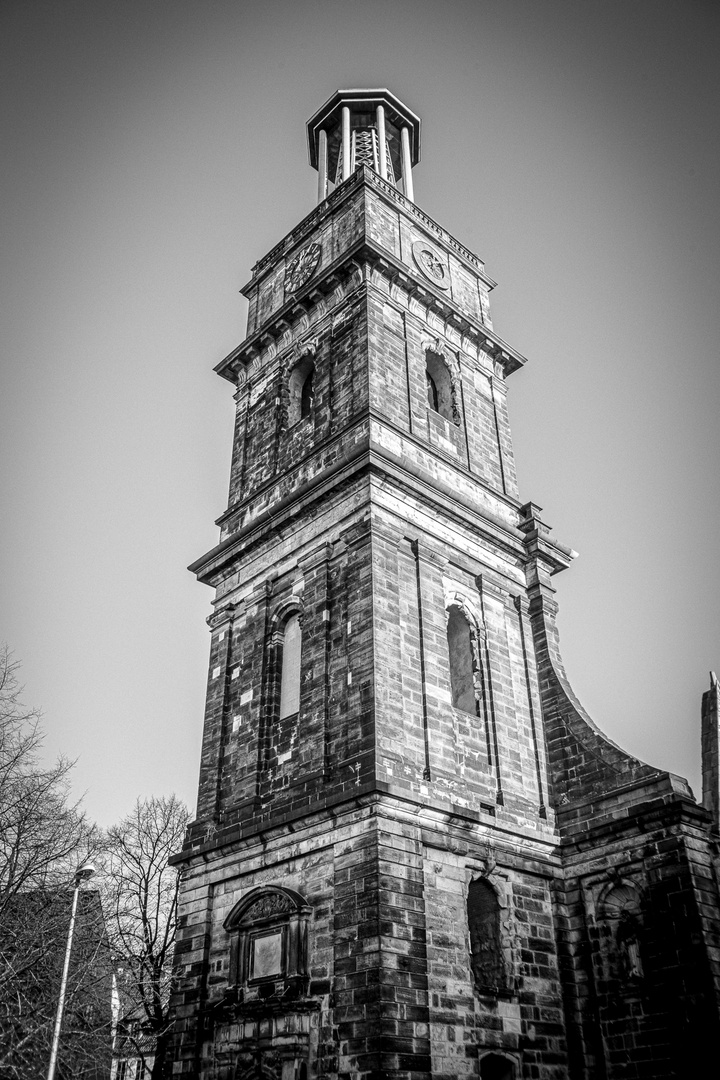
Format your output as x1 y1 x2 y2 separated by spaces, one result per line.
426 370 439 412
425 350 458 423
288 358 315 426
447 607 477 715
468 878 503 991
300 368 314 418
600 882 644 982
480 1053 515 1080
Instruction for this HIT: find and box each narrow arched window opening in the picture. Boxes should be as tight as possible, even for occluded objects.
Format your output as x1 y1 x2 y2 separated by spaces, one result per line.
279 613 301 719
425 350 457 424
468 878 503 991
447 607 476 715
426 370 439 412
300 367 314 418
288 358 315 426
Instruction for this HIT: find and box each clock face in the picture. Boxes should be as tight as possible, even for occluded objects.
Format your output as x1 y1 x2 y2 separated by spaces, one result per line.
411 240 451 290
285 243 321 294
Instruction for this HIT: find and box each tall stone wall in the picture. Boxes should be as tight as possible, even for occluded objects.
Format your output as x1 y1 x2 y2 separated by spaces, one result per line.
522 514 720 1077
170 797 572 1080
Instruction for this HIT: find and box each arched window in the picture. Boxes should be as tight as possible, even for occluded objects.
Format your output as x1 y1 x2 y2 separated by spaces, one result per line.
425 350 457 424
467 878 503 991
447 607 477 715
288 358 315 426
279 613 301 719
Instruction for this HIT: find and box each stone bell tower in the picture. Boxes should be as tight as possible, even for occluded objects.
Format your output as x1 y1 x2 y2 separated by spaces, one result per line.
168 89 720 1080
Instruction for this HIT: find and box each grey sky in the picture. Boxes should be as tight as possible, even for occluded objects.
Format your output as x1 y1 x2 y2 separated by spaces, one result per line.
1 0 718 826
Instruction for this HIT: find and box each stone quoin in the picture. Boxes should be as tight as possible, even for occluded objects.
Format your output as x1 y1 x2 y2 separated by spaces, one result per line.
166 89 720 1080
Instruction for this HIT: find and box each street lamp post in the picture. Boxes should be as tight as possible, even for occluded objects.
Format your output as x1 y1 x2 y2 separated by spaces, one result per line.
47 862 95 1080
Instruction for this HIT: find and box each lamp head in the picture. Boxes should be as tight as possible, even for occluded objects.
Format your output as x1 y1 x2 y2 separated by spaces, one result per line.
75 863 95 883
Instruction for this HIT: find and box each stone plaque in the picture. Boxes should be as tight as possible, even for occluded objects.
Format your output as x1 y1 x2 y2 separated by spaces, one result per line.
251 930 283 980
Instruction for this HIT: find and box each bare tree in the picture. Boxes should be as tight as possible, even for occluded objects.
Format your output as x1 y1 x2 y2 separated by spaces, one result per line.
0 646 92 908
102 795 189 1080
0 649 189 1078
0 645 110 1080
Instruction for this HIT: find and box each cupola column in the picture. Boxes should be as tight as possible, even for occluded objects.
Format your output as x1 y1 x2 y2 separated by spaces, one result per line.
341 105 351 181
317 128 328 203
401 125 414 201
376 104 388 180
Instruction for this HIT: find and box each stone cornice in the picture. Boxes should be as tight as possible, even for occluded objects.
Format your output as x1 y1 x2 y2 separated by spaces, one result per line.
171 785 560 868
215 407 524 531
244 165 493 288
556 772 706 848
189 422 535 587
215 245 364 383
518 501 576 575
363 167 495 285
363 240 525 374
217 236 527 385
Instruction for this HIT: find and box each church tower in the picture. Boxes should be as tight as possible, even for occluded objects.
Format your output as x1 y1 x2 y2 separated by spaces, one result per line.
168 90 720 1080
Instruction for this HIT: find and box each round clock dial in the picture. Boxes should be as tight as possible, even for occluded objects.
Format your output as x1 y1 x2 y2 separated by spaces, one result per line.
411 240 451 290
285 243 321 293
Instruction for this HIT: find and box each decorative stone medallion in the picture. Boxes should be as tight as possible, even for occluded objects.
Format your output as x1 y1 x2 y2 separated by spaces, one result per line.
285 242 321 294
412 240 451 290
243 892 295 922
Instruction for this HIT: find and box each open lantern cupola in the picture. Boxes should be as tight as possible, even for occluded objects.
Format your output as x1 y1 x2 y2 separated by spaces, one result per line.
307 88 421 204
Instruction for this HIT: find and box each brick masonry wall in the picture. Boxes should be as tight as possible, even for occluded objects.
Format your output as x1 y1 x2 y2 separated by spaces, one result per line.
189 480 560 853
226 287 368 514
552 800 720 1079
246 184 366 338
423 839 566 1079
522 523 720 1077
368 504 552 829
169 798 571 1080
365 282 518 500
188 506 379 840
